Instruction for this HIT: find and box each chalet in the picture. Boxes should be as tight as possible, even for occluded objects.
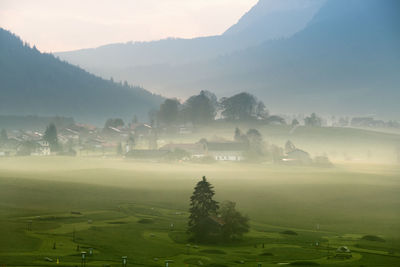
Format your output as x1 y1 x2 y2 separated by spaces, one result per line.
205 142 247 161
282 149 312 164
36 140 51 156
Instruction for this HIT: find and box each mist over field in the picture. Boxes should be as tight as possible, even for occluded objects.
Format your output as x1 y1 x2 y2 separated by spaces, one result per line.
0 0 399 266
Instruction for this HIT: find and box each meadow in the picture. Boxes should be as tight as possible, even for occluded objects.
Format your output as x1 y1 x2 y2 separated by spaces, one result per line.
0 156 399 266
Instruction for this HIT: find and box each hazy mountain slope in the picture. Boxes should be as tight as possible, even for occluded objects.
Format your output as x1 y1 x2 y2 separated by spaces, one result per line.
122 0 400 118
224 0 324 39
55 0 322 74
0 28 163 123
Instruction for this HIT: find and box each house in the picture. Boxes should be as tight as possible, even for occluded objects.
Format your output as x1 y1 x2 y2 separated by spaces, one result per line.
38 140 51 155
205 142 247 161
32 140 51 156
282 149 312 164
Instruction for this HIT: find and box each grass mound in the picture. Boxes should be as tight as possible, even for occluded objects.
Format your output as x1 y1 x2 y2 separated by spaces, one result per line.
281 230 298 235
259 252 274 256
137 218 154 224
200 249 226 254
361 235 385 242
290 261 319 266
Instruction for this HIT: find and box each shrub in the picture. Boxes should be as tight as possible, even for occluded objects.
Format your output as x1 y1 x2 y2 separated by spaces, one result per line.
137 218 153 224
361 235 385 242
281 230 298 235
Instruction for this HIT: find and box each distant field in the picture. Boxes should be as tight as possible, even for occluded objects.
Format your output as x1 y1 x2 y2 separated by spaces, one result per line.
158 124 400 164
0 157 399 266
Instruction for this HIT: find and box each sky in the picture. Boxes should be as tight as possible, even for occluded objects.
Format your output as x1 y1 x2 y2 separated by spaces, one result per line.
0 0 258 53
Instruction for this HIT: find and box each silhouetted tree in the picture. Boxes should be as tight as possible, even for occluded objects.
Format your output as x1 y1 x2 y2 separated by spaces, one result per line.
183 91 216 125
256 101 269 119
285 140 296 154
220 92 258 121
234 127 243 142
220 201 249 241
44 123 58 151
246 129 264 158
304 113 322 127
291 119 299 127
158 98 180 126
188 176 219 241
104 118 124 129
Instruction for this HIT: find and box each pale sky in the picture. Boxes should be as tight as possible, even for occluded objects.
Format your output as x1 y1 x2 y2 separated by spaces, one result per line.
0 0 258 53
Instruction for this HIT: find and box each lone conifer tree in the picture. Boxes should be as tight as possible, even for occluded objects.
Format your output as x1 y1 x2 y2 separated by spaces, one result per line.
188 176 219 240
44 123 58 151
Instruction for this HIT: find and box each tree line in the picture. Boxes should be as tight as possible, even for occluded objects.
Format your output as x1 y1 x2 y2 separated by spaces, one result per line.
154 90 325 128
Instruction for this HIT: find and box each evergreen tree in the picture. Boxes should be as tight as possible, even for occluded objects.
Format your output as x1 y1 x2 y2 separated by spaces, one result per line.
188 176 219 240
44 123 58 151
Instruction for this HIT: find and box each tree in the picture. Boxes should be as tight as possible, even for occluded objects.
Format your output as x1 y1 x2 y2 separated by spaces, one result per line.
304 113 322 127
285 140 296 154
188 176 219 241
44 123 58 151
291 119 299 127
158 98 180 126
220 201 249 241
245 129 264 160
234 127 247 143
220 92 258 121
183 91 216 125
104 118 124 129
256 101 269 119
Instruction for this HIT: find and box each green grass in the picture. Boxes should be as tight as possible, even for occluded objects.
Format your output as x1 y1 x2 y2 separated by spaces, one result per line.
0 157 399 266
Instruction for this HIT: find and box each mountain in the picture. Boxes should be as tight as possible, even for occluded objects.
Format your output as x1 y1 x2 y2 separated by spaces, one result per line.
98 0 400 118
198 0 400 118
224 0 324 39
0 28 163 124
55 0 323 76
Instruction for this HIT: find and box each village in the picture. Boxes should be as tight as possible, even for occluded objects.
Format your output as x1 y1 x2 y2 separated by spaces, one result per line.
0 118 333 167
